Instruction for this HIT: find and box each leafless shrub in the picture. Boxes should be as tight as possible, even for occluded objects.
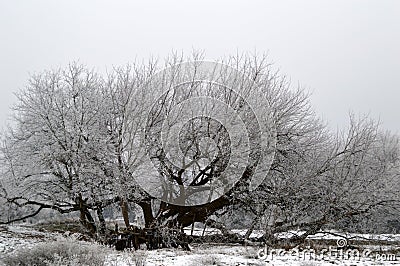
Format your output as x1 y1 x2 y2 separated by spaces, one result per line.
2 238 107 266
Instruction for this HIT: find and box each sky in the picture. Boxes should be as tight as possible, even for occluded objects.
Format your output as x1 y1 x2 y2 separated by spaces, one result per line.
0 0 399 133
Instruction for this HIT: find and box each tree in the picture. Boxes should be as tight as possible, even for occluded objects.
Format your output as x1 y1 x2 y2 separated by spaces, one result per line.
239 114 400 246
1 53 398 247
0 64 114 234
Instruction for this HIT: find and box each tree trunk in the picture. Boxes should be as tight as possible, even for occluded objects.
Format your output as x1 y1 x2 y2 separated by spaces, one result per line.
96 204 106 236
120 198 130 228
156 169 253 228
138 199 154 227
244 216 260 240
158 195 231 228
78 195 97 235
85 209 97 234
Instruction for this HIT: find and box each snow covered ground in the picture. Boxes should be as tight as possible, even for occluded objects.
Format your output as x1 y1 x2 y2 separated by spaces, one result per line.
1 224 399 265
0 225 57 256
99 243 400 265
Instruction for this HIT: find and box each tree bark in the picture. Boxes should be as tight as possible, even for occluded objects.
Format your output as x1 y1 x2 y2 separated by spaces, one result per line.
156 168 253 227
96 203 106 236
120 198 130 228
78 195 97 235
244 216 260 240
138 199 155 227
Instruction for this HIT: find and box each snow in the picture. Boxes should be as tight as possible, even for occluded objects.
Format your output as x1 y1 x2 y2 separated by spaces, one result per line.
1 225 399 266
103 244 400 266
0 225 56 256
183 227 222 236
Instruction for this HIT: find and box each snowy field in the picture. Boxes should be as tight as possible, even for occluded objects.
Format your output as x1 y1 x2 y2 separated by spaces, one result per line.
1 224 399 265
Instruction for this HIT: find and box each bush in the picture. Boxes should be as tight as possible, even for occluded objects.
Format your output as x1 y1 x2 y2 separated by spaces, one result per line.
106 251 148 266
2 238 107 266
191 255 221 265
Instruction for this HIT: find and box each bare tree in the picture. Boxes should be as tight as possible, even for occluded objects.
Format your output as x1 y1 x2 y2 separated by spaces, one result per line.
237 115 400 246
0 64 113 234
1 54 398 247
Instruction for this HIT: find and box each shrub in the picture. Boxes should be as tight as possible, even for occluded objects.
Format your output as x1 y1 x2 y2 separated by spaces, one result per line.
2 238 106 266
191 255 221 265
106 250 148 266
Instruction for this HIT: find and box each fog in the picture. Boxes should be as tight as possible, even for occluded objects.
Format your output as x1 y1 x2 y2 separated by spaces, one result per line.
1 0 399 132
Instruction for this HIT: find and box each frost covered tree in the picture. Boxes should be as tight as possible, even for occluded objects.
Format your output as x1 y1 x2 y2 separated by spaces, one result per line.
0 53 398 245
238 115 400 245
0 65 113 233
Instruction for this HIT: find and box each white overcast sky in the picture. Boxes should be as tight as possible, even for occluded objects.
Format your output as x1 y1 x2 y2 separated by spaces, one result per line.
0 0 399 133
